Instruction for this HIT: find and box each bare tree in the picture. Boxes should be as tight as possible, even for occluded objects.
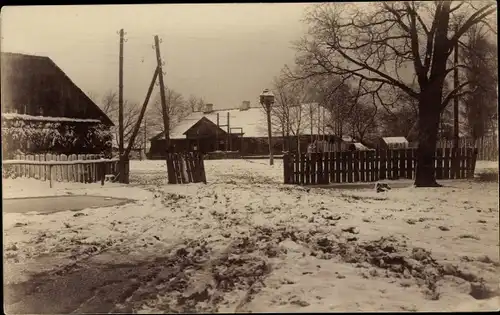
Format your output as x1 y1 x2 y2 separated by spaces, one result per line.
270 74 309 153
290 1 496 187
187 94 206 113
306 77 350 138
379 87 419 139
346 96 379 143
460 23 498 142
95 90 143 152
148 87 191 135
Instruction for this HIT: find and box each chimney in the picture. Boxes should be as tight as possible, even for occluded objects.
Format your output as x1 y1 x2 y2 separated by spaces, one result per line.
240 101 250 111
203 103 214 113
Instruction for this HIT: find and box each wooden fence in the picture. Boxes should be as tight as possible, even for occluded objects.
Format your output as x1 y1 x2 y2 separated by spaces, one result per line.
166 152 207 184
283 148 478 185
437 136 498 161
2 154 120 187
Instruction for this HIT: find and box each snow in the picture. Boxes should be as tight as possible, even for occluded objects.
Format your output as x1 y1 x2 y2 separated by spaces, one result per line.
353 142 371 150
383 137 409 144
1 113 102 123
2 177 147 200
3 159 499 312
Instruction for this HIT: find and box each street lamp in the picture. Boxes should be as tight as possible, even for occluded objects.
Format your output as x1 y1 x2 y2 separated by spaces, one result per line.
260 88 275 166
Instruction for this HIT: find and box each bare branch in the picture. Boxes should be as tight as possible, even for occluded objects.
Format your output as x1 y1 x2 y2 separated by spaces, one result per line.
441 81 472 109
449 3 496 49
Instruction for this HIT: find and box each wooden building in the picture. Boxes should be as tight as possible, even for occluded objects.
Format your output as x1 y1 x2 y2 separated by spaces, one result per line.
149 102 344 158
1 52 114 158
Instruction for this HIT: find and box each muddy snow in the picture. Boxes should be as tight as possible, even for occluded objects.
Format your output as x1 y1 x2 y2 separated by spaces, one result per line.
3 159 499 312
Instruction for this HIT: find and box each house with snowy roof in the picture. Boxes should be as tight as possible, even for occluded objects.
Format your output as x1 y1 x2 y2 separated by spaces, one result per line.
1 52 114 158
148 101 348 158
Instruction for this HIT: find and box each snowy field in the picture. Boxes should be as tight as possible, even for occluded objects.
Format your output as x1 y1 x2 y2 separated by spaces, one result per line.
3 159 499 312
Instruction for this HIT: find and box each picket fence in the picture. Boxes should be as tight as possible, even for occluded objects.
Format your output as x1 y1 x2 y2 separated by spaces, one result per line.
283 148 478 185
166 152 207 184
2 154 119 186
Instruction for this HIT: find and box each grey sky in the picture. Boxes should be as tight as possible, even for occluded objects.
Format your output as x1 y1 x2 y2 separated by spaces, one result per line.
1 4 310 109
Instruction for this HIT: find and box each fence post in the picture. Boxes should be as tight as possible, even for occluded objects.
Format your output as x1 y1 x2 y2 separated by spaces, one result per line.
283 153 290 184
100 162 105 186
379 150 386 180
49 165 53 188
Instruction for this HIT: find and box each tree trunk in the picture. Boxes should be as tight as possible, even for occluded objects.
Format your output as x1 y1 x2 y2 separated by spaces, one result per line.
414 97 442 187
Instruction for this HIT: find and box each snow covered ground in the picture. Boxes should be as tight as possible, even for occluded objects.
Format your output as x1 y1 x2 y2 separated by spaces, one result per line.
3 159 499 312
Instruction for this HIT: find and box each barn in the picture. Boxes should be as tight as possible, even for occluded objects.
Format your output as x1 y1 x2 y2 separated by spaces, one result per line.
1 52 114 159
148 102 340 158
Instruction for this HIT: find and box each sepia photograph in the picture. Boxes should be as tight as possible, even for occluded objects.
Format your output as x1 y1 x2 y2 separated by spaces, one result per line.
1 2 498 313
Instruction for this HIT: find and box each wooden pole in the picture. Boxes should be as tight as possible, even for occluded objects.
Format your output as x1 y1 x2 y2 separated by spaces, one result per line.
154 35 169 149
453 26 460 149
216 113 219 151
118 29 125 182
154 35 173 184
123 68 159 160
143 118 147 160
227 112 230 152
453 26 460 178
266 105 274 165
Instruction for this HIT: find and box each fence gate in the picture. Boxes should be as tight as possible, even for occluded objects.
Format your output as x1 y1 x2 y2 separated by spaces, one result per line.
166 152 207 184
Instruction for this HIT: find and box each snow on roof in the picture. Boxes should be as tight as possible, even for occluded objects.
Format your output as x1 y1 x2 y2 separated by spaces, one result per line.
154 103 334 140
158 107 275 139
353 142 371 150
1 113 102 123
382 136 409 144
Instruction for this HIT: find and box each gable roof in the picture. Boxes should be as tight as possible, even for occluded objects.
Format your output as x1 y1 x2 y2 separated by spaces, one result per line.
183 116 228 136
1 52 113 126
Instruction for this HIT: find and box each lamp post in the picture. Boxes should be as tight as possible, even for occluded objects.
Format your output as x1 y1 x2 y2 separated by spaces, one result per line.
260 89 275 166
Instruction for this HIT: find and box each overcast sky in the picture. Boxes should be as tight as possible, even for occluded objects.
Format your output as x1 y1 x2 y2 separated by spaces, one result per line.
1 4 310 109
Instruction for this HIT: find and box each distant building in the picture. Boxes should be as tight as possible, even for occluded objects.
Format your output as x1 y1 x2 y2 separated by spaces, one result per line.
1 52 114 158
148 102 339 158
378 137 409 150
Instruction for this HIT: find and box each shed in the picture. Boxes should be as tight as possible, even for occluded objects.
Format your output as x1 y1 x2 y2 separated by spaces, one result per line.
379 137 409 150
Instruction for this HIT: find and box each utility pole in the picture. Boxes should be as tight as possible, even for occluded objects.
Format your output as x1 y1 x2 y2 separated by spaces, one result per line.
451 25 460 178
154 35 174 184
453 26 460 149
154 35 169 150
118 29 125 182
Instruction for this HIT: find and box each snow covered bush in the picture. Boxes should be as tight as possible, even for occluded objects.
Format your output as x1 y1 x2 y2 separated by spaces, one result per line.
1 118 112 158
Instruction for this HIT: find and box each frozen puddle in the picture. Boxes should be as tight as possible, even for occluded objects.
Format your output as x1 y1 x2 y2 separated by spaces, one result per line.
3 195 133 214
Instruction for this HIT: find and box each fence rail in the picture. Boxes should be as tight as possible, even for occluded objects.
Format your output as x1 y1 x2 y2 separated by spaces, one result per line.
283 148 478 185
2 153 119 187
